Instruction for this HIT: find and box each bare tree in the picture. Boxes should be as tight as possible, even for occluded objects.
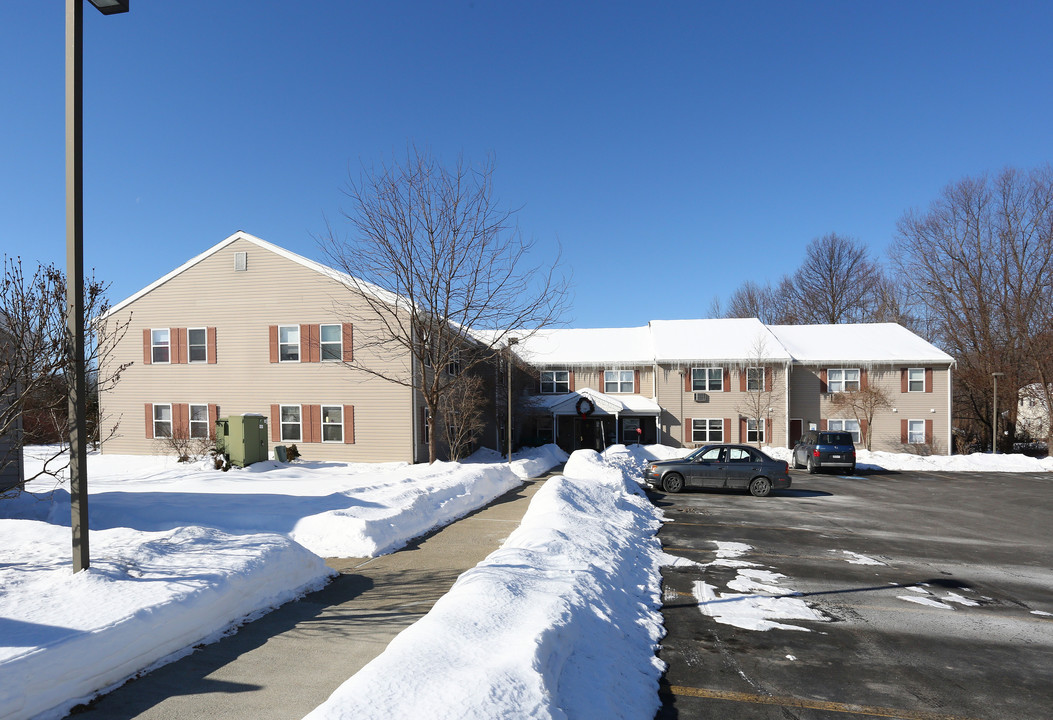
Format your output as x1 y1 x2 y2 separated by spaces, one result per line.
438 372 489 461
783 233 882 324
734 334 783 447
320 147 571 462
830 384 893 451
1 257 131 487
724 279 797 325
892 166 1053 450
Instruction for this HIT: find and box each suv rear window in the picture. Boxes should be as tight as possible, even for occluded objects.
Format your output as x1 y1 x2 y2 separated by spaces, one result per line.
819 433 853 445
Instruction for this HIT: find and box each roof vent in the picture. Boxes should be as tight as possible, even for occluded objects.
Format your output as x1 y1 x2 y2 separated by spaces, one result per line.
234 251 247 271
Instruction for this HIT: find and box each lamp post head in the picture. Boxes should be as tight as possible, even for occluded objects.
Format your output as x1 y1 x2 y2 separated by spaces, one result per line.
88 0 129 14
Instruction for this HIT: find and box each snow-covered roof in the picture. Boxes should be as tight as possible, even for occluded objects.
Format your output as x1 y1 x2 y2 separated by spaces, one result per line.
767 323 954 365
103 231 400 319
526 387 661 416
648 318 791 364
514 326 654 366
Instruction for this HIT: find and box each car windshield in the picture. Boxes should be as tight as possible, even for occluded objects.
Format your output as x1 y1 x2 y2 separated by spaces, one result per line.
820 433 853 445
683 446 715 462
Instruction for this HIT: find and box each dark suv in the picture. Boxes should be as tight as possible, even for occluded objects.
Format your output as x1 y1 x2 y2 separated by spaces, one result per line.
792 430 856 474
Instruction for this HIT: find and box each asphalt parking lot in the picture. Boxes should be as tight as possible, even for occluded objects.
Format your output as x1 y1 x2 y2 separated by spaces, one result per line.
651 468 1053 720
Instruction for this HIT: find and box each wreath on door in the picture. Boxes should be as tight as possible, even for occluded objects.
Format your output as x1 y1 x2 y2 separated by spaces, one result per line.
575 396 595 419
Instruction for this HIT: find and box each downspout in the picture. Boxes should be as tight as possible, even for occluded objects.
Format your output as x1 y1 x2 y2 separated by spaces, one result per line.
784 361 791 448
947 363 953 455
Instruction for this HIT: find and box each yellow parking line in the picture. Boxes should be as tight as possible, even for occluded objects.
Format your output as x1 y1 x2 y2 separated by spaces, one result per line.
664 686 980 720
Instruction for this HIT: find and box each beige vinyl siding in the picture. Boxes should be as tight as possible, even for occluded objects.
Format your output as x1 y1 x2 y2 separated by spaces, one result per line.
654 364 786 448
99 238 413 462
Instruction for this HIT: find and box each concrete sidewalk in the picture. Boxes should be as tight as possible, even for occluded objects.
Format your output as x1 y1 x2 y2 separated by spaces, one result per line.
73 474 553 720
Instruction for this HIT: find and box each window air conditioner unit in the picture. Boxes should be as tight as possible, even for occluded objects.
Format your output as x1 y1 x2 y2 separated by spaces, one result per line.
694 392 710 403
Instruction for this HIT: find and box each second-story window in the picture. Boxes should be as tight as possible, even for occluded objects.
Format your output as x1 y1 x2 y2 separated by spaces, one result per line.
604 370 634 393
151 329 170 363
908 368 925 392
692 367 723 392
320 324 342 361
279 325 300 362
540 370 570 394
188 328 207 363
828 368 860 393
746 367 764 392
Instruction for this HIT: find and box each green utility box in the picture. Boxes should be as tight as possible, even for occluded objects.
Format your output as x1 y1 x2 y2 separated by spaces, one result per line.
215 414 269 467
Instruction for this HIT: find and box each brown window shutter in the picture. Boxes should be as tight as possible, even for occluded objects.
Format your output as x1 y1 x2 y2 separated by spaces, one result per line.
925 419 933 445
172 328 186 364
143 329 152 365
300 324 316 363
309 404 322 443
820 418 828 431
599 370 606 392
820 369 828 393
685 371 692 392
344 405 355 444
723 368 731 392
207 327 217 364
685 418 692 444
925 368 933 393
568 371 575 392
740 417 747 442
208 404 219 440
270 405 281 442
342 323 354 362
723 417 731 440
145 403 154 439
901 419 908 443
739 371 747 393
269 326 279 363
765 366 773 392
173 403 189 439
901 368 908 393
310 324 321 363
860 367 868 390
634 369 640 394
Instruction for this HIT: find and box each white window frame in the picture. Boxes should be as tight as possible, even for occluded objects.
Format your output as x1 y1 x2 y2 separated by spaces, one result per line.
189 403 210 439
692 418 723 443
536 416 554 444
278 325 300 362
828 368 860 393
828 418 861 443
691 367 723 392
907 419 925 444
153 403 172 438
540 370 570 394
746 417 765 443
320 324 343 362
446 348 461 376
604 370 634 394
746 367 764 392
321 405 344 443
907 367 925 393
280 404 302 442
187 328 207 363
151 329 171 364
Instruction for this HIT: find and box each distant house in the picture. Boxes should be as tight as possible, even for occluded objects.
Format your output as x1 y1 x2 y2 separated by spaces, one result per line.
1018 384 1052 442
98 232 955 462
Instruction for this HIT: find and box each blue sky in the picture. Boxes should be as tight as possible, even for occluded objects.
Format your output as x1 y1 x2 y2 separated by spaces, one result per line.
2 1 1052 328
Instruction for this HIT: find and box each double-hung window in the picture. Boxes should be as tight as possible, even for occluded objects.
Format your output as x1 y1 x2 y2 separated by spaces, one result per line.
320 324 343 361
604 370 634 394
279 326 300 362
692 367 723 392
322 405 343 442
907 368 925 392
540 370 570 394
746 418 765 443
907 419 925 444
692 418 723 443
280 405 302 441
153 404 172 438
746 367 764 392
446 349 461 376
536 416 554 444
189 404 210 438
828 418 861 443
828 368 860 393
188 328 207 363
151 329 171 363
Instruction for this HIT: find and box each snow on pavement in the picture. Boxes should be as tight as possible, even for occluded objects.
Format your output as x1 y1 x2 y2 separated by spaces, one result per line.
304 450 667 720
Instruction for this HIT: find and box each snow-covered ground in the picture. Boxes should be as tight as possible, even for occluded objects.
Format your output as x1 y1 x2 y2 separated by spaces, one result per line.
763 444 1053 473
2 441 1048 720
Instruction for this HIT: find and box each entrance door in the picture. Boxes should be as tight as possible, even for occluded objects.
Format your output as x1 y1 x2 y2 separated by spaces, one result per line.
790 418 803 446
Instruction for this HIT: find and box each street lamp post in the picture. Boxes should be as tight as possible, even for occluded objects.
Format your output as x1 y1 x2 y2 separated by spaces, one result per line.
506 337 518 463
67 0 129 572
991 372 1005 454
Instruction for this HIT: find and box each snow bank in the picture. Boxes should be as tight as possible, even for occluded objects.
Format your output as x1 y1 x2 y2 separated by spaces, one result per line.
763 445 1053 473
304 449 667 720
1 522 332 720
465 443 570 479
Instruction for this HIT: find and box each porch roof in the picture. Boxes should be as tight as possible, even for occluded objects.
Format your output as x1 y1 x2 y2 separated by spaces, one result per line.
525 387 661 416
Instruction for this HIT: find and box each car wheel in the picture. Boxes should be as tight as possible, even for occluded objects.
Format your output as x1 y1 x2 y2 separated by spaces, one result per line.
807 456 817 474
791 451 801 469
749 477 772 497
662 473 685 493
